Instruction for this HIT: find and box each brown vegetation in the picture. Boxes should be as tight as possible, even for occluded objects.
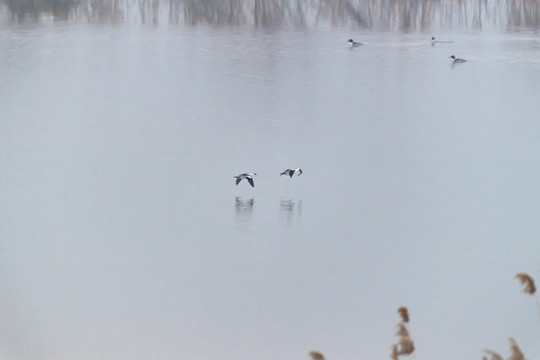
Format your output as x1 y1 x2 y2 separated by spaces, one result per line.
391 306 414 359
483 349 504 360
397 336 415 355
390 344 399 360
395 323 409 338
398 306 409 323
484 338 527 360
515 273 536 295
309 351 325 360
509 338 526 360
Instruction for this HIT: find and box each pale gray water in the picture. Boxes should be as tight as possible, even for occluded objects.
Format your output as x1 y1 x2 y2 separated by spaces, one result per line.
1 2 540 360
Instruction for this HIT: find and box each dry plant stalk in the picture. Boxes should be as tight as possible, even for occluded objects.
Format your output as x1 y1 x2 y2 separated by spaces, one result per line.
395 323 409 338
390 344 399 360
391 306 414 358
515 273 536 295
509 338 526 360
397 336 415 355
398 307 409 323
309 351 325 360
515 272 540 321
483 349 503 360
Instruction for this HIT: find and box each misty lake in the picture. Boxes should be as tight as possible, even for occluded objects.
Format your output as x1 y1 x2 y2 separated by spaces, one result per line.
1 1 540 359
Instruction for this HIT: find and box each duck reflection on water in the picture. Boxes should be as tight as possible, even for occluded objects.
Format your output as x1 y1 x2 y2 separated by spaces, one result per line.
280 199 303 226
235 196 254 221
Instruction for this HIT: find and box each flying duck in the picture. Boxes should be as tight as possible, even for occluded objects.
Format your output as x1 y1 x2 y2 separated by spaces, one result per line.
280 168 303 178
234 173 257 187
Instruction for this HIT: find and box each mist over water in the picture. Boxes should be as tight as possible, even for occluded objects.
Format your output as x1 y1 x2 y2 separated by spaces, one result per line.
1 1 540 360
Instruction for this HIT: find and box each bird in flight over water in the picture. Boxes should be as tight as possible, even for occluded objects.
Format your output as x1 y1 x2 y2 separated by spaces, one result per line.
234 173 257 187
280 168 303 178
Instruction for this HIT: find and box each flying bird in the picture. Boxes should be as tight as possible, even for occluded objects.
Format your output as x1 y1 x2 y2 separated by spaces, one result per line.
280 168 303 178
234 173 257 187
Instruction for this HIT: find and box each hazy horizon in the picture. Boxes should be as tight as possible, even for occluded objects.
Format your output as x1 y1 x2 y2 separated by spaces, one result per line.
1 1 540 359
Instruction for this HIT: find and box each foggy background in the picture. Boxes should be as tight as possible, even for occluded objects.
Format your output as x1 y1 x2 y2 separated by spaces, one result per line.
1 1 540 360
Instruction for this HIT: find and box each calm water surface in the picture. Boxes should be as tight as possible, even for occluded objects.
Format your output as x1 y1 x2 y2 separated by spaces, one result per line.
1 8 540 360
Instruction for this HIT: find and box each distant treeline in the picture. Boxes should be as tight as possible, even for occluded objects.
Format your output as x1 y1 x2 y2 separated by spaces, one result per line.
1 0 539 29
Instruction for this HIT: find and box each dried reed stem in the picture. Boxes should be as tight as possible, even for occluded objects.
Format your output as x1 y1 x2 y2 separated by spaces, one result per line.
483 349 503 360
509 338 526 360
397 336 415 355
398 307 410 323
309 351 325 360
390 344 399 360
392 306 415 359
396 322 410 338
515 273 536 295
515 273 540 320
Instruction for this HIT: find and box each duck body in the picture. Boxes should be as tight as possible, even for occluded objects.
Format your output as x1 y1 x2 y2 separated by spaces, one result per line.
432 36 454 44
450 55 466 63
235 173 257 187
347 39 363 47
280 168 303 178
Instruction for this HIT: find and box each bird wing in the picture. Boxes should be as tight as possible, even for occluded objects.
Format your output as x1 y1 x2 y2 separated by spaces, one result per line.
236 178 242 185
247 177 254 187
297 169 303 176
289 171 294 178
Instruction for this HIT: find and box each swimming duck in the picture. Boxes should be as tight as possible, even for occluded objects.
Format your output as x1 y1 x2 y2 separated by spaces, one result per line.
235 173 257 187
450 55 466 63
347 39 363 47
280 168 303 178
432 36 454 44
